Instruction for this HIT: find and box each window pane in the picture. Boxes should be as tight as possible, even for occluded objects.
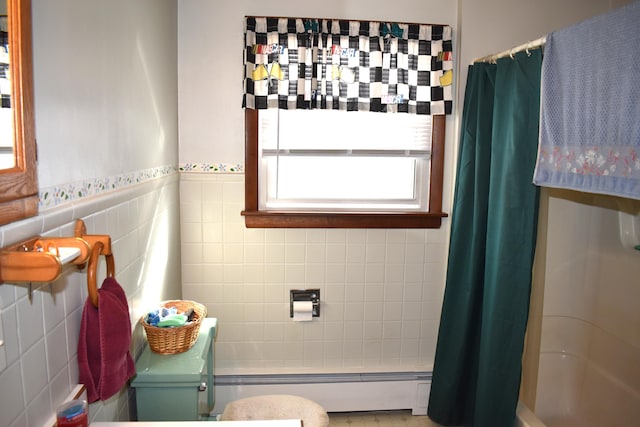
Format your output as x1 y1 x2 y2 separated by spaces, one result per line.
274 156 418 200
261 155 430 211
260 109 432 151
257 109 433 212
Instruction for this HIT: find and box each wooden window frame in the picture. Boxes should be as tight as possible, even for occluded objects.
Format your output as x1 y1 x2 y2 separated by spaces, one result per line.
241 109 447 228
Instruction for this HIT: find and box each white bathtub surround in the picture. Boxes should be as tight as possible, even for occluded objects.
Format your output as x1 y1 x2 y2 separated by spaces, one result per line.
514 402 546 427
536 319 640 426
528 192 640 427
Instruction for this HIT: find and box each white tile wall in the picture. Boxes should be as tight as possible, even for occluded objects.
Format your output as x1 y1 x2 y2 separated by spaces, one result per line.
0 174 182 427
180 173 450 375
536 194 640 425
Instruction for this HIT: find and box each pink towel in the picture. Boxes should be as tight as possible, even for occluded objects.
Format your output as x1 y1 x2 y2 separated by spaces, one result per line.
78 277 135 402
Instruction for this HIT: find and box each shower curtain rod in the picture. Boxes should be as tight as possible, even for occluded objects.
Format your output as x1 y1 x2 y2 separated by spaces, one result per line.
473 36 546 64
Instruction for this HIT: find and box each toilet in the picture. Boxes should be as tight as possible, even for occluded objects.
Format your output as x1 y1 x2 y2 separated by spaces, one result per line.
220 394 330 427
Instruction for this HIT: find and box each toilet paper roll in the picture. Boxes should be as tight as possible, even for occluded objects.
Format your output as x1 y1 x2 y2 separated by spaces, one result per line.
292 300 314 322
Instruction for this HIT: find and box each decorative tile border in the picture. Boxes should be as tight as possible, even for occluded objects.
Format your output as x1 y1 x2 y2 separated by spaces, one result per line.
179 162 244 173
38 163 245 210
38 165 179 210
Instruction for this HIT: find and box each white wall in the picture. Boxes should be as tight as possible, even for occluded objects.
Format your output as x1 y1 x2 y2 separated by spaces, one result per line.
178 0 457 165
33 0 179 188
456 0 626 111
177 0 458 377
0 1 181 426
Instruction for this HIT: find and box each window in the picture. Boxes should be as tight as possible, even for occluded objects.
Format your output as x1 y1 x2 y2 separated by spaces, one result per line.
259 108 432 212
242 108 447 228
240 17 452 228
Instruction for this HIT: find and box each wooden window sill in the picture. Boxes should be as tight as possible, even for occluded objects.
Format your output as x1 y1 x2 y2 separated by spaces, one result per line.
241 210 447 228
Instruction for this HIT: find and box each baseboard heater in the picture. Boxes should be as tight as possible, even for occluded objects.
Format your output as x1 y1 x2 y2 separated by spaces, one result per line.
212 372 432 416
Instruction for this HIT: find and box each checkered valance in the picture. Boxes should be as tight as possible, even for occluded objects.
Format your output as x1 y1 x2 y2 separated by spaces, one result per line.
243 17 453 115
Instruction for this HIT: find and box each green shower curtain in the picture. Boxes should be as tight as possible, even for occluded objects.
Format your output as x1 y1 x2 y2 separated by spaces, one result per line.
427 49 542 427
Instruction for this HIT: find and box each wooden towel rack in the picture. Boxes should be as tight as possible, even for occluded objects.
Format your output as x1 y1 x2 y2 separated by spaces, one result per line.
76 220 115 308
0 219 115 307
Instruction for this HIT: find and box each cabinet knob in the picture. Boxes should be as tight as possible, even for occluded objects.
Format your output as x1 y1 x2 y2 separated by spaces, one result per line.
199 382 207 392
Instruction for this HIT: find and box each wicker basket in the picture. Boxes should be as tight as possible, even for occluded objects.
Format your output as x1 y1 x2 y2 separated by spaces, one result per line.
141 300 207 355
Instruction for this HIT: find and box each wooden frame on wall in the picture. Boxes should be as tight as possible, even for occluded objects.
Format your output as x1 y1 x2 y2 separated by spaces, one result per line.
241 109 448 228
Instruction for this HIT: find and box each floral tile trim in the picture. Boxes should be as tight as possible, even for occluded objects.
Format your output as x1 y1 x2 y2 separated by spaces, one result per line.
179 162 244 173
39 165 178 210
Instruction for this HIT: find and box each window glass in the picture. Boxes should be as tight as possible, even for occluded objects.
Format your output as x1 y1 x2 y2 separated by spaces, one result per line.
258 109 431 212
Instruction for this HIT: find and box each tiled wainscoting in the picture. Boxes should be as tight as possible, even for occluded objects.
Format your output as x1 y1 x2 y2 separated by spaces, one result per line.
180 172 450 376
0 173 182 427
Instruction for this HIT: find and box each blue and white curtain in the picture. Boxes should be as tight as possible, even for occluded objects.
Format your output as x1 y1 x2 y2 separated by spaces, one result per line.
243 17 453 115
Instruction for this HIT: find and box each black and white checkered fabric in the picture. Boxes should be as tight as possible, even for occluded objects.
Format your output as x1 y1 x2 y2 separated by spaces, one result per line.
243 17 453 115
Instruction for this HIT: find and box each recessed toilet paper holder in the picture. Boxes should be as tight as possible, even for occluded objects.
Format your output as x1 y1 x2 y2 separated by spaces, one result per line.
290 289 320 318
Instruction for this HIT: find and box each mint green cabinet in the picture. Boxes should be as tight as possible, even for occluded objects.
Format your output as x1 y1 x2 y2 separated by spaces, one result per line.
131 318 217 421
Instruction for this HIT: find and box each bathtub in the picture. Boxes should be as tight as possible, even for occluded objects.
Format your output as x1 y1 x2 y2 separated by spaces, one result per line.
523 316 640 427
517 193 640 427
515 402 546 427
